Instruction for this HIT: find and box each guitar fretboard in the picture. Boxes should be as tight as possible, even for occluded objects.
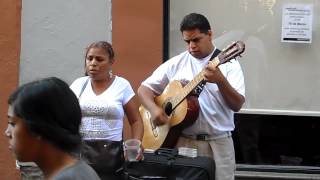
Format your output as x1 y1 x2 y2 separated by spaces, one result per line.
168 40 245 111
171 58 220 109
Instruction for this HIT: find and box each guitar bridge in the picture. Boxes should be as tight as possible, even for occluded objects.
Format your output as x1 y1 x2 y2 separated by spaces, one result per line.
150 119 159 137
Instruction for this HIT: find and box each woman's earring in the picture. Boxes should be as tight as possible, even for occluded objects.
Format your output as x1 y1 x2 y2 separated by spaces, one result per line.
109 69 113 78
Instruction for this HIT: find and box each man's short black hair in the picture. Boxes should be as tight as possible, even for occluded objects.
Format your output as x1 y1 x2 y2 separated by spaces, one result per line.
180 13 211 33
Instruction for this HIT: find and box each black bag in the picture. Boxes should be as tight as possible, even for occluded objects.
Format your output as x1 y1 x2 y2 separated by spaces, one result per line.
123 148 215 180
81 140 125 174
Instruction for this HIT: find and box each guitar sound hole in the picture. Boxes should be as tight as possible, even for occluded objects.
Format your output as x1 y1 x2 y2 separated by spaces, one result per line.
164 102 173 116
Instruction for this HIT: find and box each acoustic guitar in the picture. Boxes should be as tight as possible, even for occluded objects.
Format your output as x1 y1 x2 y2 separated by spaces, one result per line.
140 41 245 150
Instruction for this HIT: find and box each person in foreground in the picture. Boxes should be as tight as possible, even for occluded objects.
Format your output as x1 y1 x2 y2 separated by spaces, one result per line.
5 77 100 180
70 41 144 179
137 13 245 180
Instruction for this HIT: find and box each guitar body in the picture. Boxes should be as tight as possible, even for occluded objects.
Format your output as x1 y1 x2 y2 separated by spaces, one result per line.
161 95 199 148
140 80 200 150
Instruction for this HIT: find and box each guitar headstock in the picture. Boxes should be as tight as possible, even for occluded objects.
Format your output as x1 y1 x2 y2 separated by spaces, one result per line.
218 41 245 65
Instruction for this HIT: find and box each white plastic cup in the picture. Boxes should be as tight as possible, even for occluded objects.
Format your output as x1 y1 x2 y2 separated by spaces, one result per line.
124 139 141 162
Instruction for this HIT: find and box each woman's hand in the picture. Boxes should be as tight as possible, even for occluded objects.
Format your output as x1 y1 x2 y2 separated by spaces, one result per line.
136 144 144 161
124 139 144 162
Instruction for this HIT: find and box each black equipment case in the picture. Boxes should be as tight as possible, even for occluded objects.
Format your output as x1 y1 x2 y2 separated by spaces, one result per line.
123 148 215 180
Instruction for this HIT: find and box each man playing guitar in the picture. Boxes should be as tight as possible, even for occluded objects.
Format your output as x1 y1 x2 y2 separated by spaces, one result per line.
138 13 245 180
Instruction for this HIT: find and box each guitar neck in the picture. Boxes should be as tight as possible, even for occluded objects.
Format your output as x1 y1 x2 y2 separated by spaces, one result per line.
169 40 245 110
171 58 220 109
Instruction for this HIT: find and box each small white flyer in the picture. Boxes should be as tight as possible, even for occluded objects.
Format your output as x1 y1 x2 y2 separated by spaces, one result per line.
281 4 313 43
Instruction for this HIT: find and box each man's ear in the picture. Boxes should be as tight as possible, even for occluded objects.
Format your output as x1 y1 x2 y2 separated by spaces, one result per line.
208 30 213 39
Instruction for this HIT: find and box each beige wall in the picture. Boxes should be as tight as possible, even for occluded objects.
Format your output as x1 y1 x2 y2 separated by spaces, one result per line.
20 0 112 85
0 0 21 179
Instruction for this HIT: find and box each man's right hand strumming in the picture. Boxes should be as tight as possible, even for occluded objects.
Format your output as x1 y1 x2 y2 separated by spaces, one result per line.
150 106 170 126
